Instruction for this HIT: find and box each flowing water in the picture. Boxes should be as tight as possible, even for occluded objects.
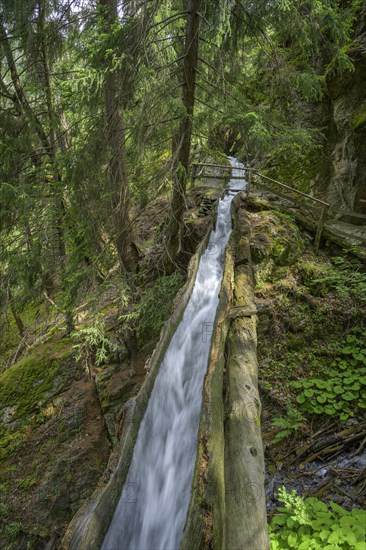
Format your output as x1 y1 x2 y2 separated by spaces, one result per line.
101 158 246 550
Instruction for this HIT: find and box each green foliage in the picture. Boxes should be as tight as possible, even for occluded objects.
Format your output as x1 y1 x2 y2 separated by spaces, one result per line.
140 272 183 336
3 522 22 543
270 487 366 549
325 46 355 79
0 501 9 516
15 476 37 490
0 338 72 460
298 258 366 301
72 317 111 372
293 329 366 420
272 403 304 443
351 107 366 130
119 272 183 340
294 70 323 101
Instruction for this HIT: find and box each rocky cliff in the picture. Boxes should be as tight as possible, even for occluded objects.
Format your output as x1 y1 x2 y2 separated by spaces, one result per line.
315 11 366 218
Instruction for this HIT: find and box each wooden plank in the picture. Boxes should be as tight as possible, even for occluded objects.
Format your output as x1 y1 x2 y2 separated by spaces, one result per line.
314 205 329 253
192 162 243 171
192 162 329 212
229 306 257 319
249 180 318 215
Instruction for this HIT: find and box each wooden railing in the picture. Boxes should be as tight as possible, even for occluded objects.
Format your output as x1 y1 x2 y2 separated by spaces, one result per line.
191 162 330 253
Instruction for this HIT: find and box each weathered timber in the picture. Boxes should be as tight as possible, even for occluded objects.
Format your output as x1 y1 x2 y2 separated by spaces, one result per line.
192 162 237 171
286 422 366 466
229 306 257 318
314 204 328 253
181 193 269 550
223 196 269 550
193 174 246 180
249 180 317 215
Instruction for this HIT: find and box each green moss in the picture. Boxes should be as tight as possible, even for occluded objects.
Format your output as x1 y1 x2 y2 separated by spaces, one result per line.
0 339 71 418
0 300 54 365
0 338 72 460
252 211 304 287
297 259 328 289
351 107 366 130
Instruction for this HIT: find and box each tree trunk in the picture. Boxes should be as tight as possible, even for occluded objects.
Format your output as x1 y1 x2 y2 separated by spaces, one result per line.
99 0 137 275
164 0 200 269
1 11 73 333
0 15 51 154
8 288 24 337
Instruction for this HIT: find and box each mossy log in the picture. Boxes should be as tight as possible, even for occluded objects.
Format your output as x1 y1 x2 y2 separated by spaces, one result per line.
223 196 269 550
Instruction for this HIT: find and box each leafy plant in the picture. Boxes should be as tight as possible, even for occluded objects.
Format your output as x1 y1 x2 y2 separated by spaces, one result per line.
72 317 111 376
119 272 182 340
270 487 366 549
292 329 366 420
15 476 37 490
272 403 305 443
4 522 22 542
299 258 366 301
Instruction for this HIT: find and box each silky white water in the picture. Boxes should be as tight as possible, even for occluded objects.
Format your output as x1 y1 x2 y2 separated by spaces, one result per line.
101 158 246 550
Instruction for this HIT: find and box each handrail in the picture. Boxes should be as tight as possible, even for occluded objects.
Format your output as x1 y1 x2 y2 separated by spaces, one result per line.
192 162 235 170
192 161 329 253
250 168 329 207
192 162 329 208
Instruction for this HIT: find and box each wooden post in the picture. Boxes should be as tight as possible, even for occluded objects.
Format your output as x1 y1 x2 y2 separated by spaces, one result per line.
314 205 328 253
247 168 253 199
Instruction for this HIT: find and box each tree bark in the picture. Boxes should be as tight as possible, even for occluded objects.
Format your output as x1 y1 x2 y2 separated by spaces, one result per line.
164 0 200 269
99 0 137 275
0 15 51 155
7 288 24 337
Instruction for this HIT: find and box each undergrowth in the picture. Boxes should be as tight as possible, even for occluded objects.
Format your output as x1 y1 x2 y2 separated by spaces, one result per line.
120 271 183 341
271 328 366 440
292 328 366 421
270 487 366 549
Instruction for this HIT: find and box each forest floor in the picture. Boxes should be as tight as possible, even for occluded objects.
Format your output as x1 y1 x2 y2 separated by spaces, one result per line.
245 197 366 519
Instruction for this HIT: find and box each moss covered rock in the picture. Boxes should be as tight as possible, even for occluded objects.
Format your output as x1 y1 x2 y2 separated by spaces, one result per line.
250 210 304 286
0 337 110 549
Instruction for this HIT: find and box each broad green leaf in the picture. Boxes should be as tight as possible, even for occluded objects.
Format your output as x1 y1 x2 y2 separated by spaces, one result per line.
316 394 327 403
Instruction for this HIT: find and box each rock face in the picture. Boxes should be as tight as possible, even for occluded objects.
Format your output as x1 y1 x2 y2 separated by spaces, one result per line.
316 14 366 217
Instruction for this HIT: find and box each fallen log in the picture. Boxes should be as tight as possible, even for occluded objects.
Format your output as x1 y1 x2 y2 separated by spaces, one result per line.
286 422 366 465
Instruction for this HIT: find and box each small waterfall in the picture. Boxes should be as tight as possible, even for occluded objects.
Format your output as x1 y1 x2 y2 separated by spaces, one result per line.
102 158 246 550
